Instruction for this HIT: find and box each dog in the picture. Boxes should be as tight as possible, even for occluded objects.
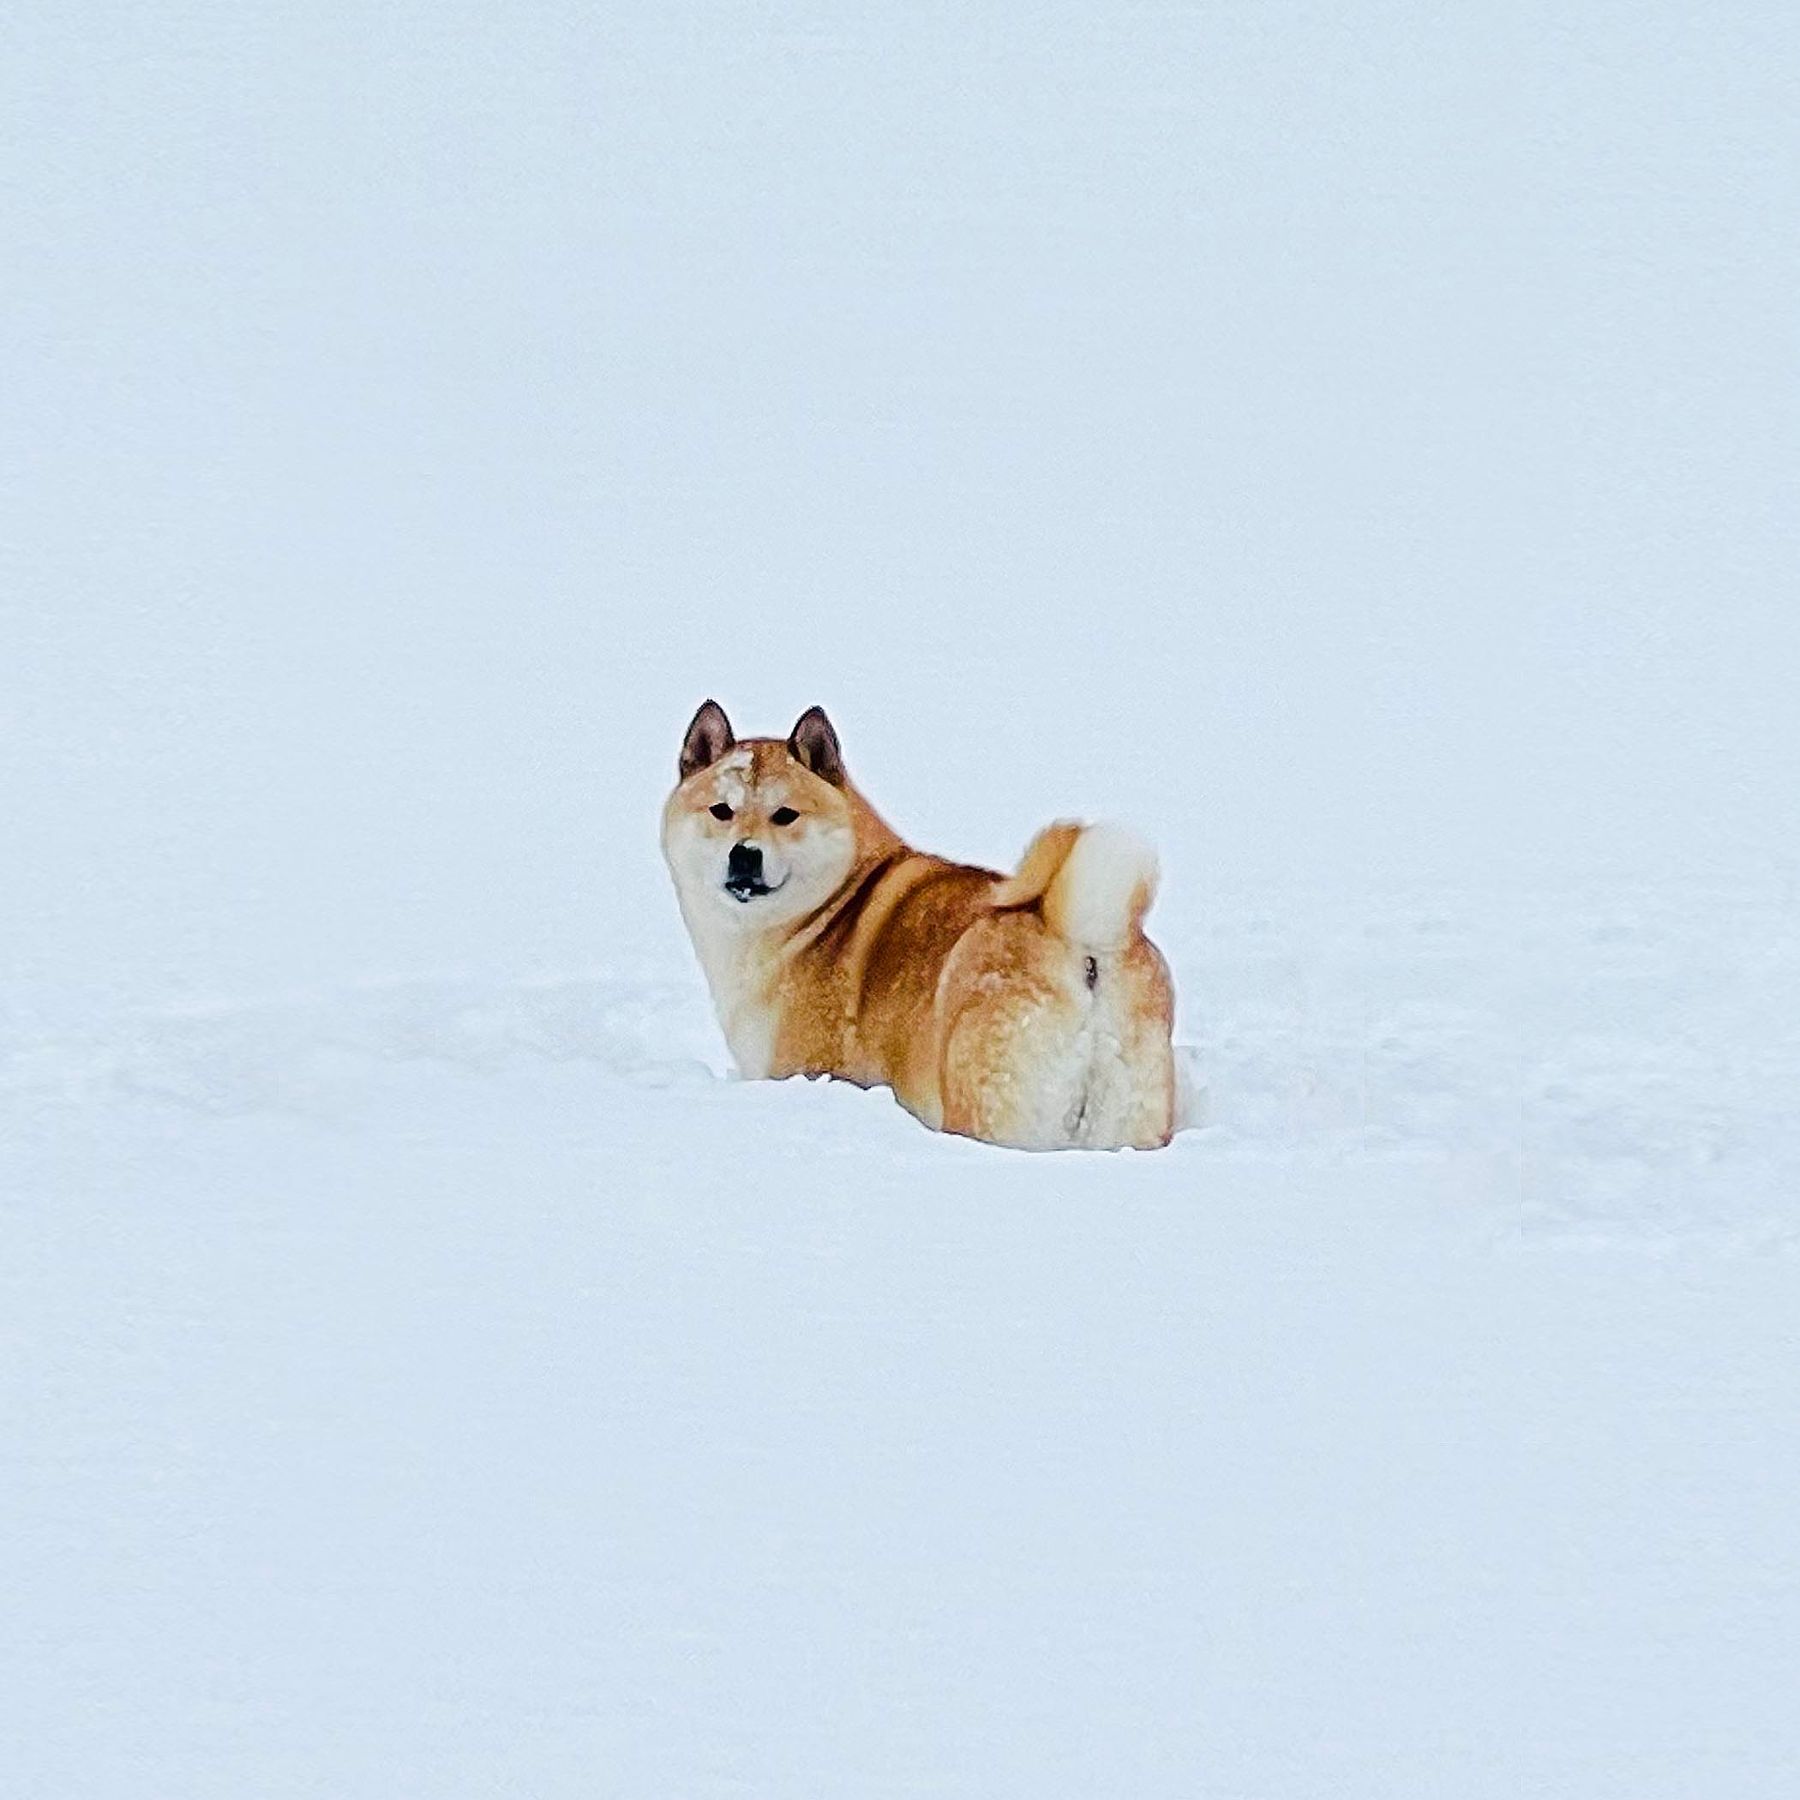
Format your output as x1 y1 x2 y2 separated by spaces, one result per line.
660 701 1176 1150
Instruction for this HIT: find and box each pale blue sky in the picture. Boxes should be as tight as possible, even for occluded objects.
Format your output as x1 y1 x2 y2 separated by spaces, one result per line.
6 1 1796 995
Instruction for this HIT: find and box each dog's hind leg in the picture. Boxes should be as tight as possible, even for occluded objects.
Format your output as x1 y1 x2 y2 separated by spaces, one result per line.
938 977 1086 1150
937 915 1175 1152
1074 943 1178 1149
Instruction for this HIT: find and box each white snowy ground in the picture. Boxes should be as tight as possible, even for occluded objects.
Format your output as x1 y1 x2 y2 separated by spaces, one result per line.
5 873 1798 1798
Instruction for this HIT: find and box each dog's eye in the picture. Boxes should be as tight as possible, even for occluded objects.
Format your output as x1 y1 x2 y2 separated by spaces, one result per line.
709 802 733 822
770 806 799 827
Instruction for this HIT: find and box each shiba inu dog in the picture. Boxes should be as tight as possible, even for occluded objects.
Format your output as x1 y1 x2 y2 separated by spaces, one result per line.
660 701 1176 1151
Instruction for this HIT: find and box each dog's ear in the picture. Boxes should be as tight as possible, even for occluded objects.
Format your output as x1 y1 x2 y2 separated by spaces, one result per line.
787 706 845 786
678 699 735 780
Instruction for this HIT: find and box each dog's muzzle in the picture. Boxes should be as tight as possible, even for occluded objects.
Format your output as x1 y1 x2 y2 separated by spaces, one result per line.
725 841 772 903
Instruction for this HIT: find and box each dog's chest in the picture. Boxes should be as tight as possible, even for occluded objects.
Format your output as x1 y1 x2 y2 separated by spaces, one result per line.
715 982 778 1080
680 911 781 1079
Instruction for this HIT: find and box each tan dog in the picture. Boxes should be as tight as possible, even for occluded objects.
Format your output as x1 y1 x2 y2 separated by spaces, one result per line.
661 701 1176 1151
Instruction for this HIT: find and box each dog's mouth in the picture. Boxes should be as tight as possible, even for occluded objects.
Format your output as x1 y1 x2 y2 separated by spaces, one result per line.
724 874 784 904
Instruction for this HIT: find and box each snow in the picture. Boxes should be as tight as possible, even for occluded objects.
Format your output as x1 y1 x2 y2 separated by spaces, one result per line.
6 875 1800 1795
7 0 1800 1792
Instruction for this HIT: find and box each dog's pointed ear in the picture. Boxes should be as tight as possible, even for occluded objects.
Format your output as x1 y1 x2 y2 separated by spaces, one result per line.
678 699 735 780
787 706 845 786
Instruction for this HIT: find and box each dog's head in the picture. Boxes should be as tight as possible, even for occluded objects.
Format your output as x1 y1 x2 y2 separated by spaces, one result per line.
660 701 861 927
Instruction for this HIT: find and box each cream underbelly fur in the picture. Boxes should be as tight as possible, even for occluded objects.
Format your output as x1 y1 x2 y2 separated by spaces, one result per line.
661 702 1176 1152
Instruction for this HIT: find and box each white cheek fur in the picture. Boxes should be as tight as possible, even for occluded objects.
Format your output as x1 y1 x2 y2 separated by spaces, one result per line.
667 799 857 925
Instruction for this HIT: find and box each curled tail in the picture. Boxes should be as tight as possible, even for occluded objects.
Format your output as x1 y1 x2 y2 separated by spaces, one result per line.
993 819 1160 949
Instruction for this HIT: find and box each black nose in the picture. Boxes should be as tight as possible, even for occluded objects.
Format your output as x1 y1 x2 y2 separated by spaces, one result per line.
728 841 762 880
